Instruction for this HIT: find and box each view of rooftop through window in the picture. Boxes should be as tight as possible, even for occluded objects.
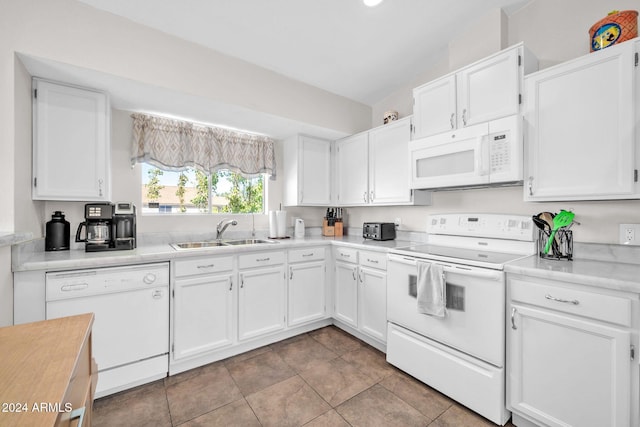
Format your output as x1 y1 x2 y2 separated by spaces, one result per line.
141 163 264 214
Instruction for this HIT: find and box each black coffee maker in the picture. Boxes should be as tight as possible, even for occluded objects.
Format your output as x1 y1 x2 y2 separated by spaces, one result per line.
76 202 136 252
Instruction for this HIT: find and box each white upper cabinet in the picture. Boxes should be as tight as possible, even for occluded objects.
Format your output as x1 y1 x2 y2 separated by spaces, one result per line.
524 40 638 201
413 75 457 138
283 135 332 206
336 131 369 206
413 43 536 139
32 78 110 201
336 117 431 206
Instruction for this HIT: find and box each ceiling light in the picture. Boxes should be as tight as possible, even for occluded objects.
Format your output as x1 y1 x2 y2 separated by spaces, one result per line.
363 0 383 7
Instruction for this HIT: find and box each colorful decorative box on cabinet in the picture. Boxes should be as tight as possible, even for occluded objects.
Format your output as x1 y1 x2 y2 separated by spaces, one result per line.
589 10 638 52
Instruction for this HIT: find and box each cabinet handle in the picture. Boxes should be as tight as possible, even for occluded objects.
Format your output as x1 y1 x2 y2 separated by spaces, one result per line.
290 267 293 280
527 177 534 196
98 179 103 197
363 191 368 203
352 268 357 280
450 113 455 129
240 275 244 288
197 264 215 269
302 253 314 257
462 109 467 126
369 191 374 203
341 253 350 259
70 407 86 427
367 258 379 264
229 277 233 291
256 257 270 262
359 270 364 283
511 307 517 330
545 294 579 305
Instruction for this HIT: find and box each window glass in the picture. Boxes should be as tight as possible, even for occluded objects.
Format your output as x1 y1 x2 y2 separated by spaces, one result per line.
141 163 264 214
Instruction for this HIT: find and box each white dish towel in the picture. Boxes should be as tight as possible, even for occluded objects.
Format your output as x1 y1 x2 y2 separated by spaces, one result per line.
416 261 446 318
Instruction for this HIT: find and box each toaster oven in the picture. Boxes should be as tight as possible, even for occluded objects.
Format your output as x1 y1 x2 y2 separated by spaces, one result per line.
363 222 396 241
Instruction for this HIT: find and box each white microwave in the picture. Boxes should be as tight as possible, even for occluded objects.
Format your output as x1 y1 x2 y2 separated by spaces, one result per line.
409 115 522 190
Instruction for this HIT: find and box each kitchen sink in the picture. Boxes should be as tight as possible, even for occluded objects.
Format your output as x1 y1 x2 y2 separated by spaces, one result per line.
223 239 278 245
171 238 279 250
170 241 228 250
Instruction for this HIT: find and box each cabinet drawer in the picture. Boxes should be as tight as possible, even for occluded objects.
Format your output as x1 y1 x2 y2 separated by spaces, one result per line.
175 256 234 277
510 277 632 327
334 247 358 264
239 251 285 269
289 247 325 263
360 251 387 270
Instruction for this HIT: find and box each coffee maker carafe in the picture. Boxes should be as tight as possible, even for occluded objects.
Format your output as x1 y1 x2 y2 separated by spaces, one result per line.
76 202 136 252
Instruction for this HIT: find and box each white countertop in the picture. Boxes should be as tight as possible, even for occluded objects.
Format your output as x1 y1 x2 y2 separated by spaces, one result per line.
12 235 415 272
505 255 640 294
0 231 33 248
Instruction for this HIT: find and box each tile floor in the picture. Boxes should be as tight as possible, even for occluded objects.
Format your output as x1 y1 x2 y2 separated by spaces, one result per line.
93 326 515 426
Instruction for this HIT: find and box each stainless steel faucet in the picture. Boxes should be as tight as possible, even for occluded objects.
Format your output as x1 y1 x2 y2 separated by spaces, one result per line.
216 218 237 239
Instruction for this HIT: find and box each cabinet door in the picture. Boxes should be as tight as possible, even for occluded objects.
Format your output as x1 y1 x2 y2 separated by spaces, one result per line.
368 118 413 205
336 133 369 205
509 304 631 427
524 43 635 201
299 136 332 205
413 75 457 138
32 79 110 201
458 47 520 127
359 266 387 342
238 265 286 341
173 274 234 360
288 261 326 326
334 261 358 327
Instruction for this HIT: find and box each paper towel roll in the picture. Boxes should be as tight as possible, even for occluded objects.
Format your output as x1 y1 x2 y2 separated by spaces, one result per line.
276 210 287 237
268 211 278 238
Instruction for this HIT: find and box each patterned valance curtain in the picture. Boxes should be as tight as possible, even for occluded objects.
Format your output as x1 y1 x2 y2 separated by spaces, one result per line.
130 113 276 179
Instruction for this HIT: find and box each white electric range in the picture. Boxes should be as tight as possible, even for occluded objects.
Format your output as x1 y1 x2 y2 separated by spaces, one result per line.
386 213 536 426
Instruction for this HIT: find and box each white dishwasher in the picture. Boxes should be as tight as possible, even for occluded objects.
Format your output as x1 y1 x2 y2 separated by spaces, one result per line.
46 262 169 397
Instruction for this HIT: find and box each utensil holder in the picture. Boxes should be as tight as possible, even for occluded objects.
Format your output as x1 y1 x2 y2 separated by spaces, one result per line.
538 229 573 260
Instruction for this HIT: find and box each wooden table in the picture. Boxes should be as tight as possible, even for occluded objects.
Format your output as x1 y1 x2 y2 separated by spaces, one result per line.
0 313 95 426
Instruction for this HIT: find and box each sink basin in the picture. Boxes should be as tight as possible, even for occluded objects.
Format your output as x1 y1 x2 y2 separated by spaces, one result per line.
170 241 228 250
223 239 278 245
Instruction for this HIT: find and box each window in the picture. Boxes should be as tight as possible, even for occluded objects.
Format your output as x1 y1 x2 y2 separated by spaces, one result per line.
141 163 264 214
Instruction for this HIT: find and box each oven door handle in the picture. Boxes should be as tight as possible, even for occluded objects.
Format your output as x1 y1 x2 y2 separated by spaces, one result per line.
388 254 503 280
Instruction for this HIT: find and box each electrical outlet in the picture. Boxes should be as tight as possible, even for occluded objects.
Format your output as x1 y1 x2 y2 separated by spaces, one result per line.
619 224 640 245
394 217 401 228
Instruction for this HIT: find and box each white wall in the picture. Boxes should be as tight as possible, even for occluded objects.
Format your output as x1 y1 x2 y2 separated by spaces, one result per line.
2 0 372 238
365 0 640 244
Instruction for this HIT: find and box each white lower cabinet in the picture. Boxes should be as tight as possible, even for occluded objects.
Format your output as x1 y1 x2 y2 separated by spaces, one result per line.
288 247 327 327
238 251 286 341
507 274 639 427
335 259 359 328
358 256 387 342
334 247 387 344
172 256 235 361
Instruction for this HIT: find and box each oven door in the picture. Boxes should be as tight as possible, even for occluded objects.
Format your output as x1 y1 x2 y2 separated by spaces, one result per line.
409 122 490 189
387 254 505 367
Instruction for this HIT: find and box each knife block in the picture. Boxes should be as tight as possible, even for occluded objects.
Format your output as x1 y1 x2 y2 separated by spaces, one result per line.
322 219 334 237
322 219 343 237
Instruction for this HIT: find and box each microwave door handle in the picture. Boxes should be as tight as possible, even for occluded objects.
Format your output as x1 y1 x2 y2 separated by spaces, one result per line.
478 135 490 176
